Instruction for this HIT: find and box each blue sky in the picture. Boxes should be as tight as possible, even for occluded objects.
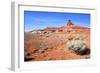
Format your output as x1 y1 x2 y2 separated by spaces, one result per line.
24 11 90 32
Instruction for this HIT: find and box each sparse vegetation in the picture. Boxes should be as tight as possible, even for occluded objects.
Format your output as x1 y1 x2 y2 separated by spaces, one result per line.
67 39 87 55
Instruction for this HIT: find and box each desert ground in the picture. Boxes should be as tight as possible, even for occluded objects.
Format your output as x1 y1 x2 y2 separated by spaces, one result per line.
24 20 90 61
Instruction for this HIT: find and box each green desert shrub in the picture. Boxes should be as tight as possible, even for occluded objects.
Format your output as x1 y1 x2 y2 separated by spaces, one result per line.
67 40 87 55
73 40 86 51
67 41 74 50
